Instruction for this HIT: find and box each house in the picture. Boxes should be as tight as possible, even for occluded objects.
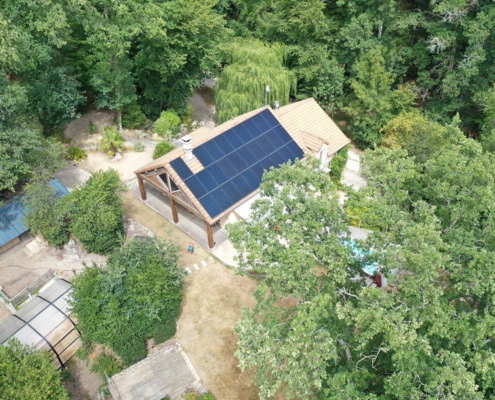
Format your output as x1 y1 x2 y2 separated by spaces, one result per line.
134 98 350 248
0 179 69 253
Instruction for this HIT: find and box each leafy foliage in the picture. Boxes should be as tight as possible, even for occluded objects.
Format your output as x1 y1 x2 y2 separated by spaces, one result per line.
122 102 147 129
329 144 350 185
215 38 295 123
100 126 125 156
90 352 123 380
66 146 87 162
154 110 181 139
70 236 184 365
0 339 69 400
67 169 125 255
229 143 495 398
0 127 66 192
133 141 145 152
153 141 175 159
23 178 70 248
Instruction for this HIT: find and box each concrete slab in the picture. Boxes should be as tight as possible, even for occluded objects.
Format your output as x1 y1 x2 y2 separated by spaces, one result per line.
131 180 229 251
211 239 238 268
109 343 204 400
54 165 91 191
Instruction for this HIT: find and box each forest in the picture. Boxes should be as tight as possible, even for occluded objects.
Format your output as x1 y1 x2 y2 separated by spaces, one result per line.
2 1 495 399
2 0 495 194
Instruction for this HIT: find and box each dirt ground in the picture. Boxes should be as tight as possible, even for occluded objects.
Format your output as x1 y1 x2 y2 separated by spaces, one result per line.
122 190 260 400
63 357 104 400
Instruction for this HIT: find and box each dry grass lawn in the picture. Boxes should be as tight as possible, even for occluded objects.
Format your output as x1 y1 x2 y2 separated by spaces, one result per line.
122 191 260 400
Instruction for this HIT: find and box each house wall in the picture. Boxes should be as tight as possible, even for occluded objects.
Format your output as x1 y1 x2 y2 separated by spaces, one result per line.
219 212 241 229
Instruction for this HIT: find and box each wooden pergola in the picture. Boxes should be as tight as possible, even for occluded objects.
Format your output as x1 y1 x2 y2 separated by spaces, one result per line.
136 172 216 248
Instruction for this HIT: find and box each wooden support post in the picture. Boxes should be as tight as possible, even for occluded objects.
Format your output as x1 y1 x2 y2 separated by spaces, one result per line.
138 176 147 200
206 223 214 249
170 198 179 224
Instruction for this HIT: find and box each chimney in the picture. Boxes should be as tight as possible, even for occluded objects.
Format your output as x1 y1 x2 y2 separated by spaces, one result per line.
182 135 193 161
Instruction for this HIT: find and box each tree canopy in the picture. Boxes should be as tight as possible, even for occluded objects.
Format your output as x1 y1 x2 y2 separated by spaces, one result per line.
0 339 69 400
229 145 495 398
215 38 295 124
70 236 184 365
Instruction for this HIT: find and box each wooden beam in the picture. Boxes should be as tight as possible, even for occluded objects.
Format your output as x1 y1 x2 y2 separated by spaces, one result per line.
170 198 179 223
206 223 214 249
137 176 147 200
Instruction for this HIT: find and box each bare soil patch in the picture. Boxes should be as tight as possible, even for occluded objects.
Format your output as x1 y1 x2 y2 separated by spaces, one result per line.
63 356 104 400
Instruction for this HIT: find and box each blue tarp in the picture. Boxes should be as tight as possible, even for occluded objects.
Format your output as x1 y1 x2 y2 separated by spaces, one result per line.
0 179 69 246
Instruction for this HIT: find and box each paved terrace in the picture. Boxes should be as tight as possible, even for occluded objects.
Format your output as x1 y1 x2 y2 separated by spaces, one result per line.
109 343 204 400
129 180 229 251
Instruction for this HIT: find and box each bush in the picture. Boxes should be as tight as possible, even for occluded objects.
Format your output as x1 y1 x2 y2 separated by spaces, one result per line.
329 144 350 186
123 102 146 129
100 126 125 156
136 130 147 139
71 236 184 365
153 141 175 159
66 146 87 161
154 110 181 139
68 169 125 254
23 179 70 248
0 339 70 400
90 353 123 380
134 141 145 152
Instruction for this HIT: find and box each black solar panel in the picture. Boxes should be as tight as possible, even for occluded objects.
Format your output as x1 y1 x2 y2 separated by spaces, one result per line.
170 157 193 180
172 108 304 218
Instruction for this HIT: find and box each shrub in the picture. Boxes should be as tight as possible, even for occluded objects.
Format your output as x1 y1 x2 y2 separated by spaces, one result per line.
123 102 146 129
134 141 145 152
136 130 147 139
329 144 350 186
154 110 181 139
199 393 217 400
0 339 70 400
153 141 175 159
90 353 123 380
23 179 70 248
68 169 125 254
100 126 125 156
71 236 184 365
66 146 87 161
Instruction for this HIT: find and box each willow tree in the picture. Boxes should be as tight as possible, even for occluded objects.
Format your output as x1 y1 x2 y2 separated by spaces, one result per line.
215 38 295 124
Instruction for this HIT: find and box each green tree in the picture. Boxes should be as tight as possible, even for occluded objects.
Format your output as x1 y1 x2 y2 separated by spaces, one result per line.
229 148 495 398
215 38 295 123
29 66 85 129
134 0 227 116
345 46 415 147
23 178 70 248
0 339 69 400
382 111 464 163
70 236 184 365
67 169 125 254
229 159 355 398
154 110 181 140
81 1 137 132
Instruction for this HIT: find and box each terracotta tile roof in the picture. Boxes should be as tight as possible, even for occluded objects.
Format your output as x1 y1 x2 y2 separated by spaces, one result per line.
134 98 350 225
276 97 350 156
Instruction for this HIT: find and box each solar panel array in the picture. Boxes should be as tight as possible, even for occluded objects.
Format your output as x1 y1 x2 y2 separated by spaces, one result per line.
170 109 304 218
